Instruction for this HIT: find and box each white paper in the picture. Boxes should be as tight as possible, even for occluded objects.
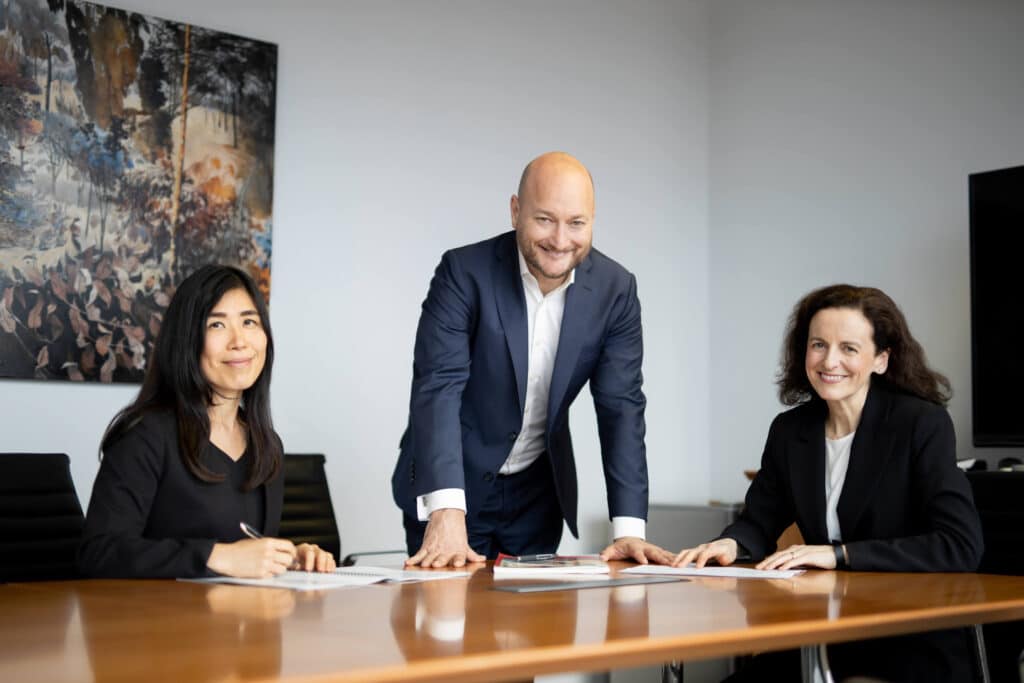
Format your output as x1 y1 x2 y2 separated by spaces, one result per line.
332 566 470 583
493 572 613 581
182 571 382 591
620 564 805 580
181 566 470 591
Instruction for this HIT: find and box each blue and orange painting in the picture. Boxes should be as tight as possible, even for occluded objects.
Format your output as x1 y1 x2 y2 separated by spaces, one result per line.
0 0 276 382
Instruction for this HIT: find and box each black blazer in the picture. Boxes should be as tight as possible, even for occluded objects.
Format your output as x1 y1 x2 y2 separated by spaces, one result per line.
78 412 284 578
723 379 983 571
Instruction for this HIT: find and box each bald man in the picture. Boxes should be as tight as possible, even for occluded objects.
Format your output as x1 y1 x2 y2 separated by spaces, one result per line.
392 152 672 568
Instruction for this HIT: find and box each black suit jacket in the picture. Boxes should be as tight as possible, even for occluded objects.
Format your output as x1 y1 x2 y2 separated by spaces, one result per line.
720 380 984 682
78 412 284 578
723 379 983 571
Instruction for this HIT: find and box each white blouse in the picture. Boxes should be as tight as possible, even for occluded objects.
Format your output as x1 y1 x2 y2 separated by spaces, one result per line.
825 431 855 542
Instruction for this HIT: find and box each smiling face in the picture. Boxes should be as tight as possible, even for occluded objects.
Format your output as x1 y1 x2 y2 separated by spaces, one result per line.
511 153 594 294
805 307 890 413
199 287 267 399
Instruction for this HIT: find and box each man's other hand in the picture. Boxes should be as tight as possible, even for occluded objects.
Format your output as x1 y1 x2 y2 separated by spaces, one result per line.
406 508 486 568
599 537 675 565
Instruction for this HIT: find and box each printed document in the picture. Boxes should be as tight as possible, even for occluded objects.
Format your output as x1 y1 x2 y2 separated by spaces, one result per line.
182 566 468 591
621 564 805 580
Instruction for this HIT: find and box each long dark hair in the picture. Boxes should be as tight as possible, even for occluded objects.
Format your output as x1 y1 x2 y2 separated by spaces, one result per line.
101 265 280 489
777 284 951 407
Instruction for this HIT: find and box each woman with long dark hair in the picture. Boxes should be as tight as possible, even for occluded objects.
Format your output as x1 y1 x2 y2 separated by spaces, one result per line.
673 284 983 682
79 265 334 578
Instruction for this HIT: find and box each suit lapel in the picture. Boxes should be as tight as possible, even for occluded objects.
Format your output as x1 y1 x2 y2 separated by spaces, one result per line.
788 401 829 544
837 381 892 537
547 254 594 427
493 234 528 414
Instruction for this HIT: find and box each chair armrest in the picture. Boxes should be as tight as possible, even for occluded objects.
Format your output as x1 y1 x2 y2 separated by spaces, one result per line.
341 550 408 567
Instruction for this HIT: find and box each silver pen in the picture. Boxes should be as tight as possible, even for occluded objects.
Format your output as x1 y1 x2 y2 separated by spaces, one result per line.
239 521 263 540
241 521 302 570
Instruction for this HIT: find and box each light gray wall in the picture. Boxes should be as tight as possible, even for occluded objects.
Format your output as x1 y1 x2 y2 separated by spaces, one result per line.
12 0 1019 562
3 1 711 557
708 0 1024 501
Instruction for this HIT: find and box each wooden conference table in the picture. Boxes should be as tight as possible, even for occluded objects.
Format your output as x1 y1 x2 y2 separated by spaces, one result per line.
2 563 1023 683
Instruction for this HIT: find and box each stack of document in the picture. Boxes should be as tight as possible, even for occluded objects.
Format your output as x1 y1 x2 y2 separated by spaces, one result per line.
492 553 610 579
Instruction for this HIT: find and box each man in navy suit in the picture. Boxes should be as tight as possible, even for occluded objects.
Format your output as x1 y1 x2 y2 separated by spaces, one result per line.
393 152 673 568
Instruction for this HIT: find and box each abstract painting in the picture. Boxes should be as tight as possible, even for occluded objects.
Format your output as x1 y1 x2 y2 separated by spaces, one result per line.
0 0 276 382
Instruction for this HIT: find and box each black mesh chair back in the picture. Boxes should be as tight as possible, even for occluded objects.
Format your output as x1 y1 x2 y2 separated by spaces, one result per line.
967 471 1024 683
969 471 1024 575
0 453 85 582
280 454 341 562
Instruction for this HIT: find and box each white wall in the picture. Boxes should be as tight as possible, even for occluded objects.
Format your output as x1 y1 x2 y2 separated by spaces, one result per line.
3 1 711 557
14 0 1019 560
708 0 1024 501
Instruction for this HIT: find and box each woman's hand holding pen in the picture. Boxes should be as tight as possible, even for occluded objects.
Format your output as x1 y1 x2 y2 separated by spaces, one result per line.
207 537 298 578
206 522 336 577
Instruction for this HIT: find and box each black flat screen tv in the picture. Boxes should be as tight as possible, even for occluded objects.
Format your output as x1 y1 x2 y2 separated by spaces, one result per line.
970 164 1024 446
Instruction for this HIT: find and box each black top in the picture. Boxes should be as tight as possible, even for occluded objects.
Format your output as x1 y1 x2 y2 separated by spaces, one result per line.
78 411 284 578
722 379 983 571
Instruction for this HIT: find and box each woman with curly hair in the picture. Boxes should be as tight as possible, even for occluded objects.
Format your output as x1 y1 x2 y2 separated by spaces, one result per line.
674 284 983 682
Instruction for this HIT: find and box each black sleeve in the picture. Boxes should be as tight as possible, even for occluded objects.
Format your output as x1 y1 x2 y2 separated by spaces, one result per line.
719 415 796 561
77 423 216 578
845 408 984 572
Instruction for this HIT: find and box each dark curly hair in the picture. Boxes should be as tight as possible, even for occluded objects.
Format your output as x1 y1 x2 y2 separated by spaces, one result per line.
777 284 951 406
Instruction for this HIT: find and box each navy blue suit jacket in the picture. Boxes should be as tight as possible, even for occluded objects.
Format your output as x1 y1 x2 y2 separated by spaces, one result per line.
392 231 648 537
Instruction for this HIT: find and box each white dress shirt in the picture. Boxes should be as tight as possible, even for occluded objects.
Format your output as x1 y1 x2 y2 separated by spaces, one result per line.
501 248 572 474
825 431 855 542
417 247 646 541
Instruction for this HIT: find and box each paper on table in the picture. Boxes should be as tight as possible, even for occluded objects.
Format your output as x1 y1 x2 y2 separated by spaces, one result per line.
494 572 613 581
620 564 805 580
182 566 469 591
183 571 382 591
333 566 470 583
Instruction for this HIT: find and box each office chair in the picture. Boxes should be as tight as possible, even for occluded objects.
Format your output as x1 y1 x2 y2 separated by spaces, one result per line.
967 470 1024 683
0 453 85 582
280 453 405 566
280 453 343 563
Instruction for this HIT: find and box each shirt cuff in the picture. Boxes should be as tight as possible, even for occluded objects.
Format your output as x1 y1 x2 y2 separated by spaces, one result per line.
612 516 646 541
416 488 467 521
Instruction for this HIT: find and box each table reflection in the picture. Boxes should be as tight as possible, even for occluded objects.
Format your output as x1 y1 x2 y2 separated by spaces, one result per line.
206 585 296 620
702 568 993 629
388 568 655 662
78 582 284 682
607 584 651 636
725 570 992 682
0 584 79 682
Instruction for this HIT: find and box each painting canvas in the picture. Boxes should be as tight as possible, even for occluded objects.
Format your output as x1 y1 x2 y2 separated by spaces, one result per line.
0 0 276 383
